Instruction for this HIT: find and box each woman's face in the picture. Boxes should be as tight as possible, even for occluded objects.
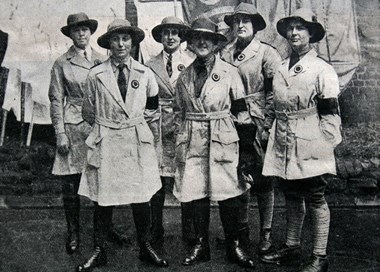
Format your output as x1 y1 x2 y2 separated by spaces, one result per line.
70 26 91 49
286 21 312 52
191 33 217 59
232 15 254 41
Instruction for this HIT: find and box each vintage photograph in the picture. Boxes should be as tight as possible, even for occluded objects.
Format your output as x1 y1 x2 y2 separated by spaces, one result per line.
0 0 379 271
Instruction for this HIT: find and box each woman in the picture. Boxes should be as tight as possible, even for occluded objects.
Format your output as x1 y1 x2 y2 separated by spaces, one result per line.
173 16 255 269
261 8 342 272
221 2 282 254
49 13 129 255
76 19 168 271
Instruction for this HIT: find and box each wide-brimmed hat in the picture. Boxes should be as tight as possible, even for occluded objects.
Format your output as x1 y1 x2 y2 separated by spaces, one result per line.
186 16 227 43
97 19 145 49
224 3 266 31
152 17 190 43
61 12 98 37
277 8 325 43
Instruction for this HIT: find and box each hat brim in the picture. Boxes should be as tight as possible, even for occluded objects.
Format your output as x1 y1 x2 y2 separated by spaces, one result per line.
97 26 145 49
61 19 98 37
276 16 325 43
152 24 190 43
224 13 266 31
186 29 227 43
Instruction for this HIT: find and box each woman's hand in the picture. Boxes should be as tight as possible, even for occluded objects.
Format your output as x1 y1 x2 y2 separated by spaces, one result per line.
56 133 70 155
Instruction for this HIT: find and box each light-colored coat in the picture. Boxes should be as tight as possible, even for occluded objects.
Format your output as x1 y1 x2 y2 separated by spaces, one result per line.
173 57 250 202
262 49 342 180
78 57 161 206
49 46 105 175
220 38 281 129
146 50 193 177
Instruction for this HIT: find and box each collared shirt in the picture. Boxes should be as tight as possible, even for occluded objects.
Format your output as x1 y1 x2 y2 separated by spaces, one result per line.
74 45 92 61
162 49 183 86
111 56 132 83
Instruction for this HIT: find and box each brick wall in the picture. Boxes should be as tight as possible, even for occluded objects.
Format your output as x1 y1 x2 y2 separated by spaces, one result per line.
340 0 380 125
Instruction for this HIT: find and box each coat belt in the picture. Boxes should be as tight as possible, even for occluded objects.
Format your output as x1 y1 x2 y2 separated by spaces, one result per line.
95 116 145 129
244 91 265 101
275 107 318 121
185 110 230 121
159 98 174 106
66 97 83 106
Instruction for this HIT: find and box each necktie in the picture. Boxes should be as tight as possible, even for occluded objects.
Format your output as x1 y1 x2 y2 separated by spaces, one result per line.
117 64 127 101
84 50 89 62
289 51 300 70
194 64 207 98
166 53 173 78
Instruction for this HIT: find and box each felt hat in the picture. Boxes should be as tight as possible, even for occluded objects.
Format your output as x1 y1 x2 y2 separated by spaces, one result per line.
224 3 266 31
277 8 325 43
186 15 227 43
152 16 190 43
61 12 98 37
97 19 145 49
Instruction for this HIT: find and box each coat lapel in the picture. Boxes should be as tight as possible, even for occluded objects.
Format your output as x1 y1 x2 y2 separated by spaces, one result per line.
233 38 260 66
148 52 174 95
124 59 144 111
96 59 130 116
66 46 93 70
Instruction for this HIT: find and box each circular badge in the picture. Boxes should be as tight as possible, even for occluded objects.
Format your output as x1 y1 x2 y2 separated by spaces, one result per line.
212 73 220 82
294 65 303 74
131 80 139 89
177 64 185 72
237 54 245 61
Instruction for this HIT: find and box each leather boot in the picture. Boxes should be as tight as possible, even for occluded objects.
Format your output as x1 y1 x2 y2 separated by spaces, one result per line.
300 255 329 272
181 202 196 246
66 231 79 255
182 237 211 266
139 242 169 267
151 184 165 245
260 244 301 265
226 236 255 269
257 228 273 254
76 246 107 272
63 196 80 255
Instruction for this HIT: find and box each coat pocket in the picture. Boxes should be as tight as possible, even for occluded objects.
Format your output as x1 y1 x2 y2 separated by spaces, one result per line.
175 132 189 164
85 134 103 168
211 131 239 163
295 119 332 161
137 125 154 145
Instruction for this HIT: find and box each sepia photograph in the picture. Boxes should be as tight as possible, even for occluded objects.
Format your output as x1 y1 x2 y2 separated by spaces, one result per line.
0 0 379 271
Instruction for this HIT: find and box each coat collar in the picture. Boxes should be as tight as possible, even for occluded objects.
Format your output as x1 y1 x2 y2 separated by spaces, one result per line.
222 37 261 66
278 48 318 86
178 57 227 102
96 58 137 116
147 51 173 93
66 46 104 69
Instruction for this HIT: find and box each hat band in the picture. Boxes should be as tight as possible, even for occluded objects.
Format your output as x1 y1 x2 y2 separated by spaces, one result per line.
191 28 216 34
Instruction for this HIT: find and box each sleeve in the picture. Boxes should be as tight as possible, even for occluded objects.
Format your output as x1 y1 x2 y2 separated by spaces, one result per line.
317 64 342 147
144 68 161 152
48 61 66 135
263 46 281 130
173 76 186 136
82 74 96 126
229 67 250 123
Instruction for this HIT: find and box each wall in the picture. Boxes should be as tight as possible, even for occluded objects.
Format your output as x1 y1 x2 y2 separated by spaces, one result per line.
340 0 380 125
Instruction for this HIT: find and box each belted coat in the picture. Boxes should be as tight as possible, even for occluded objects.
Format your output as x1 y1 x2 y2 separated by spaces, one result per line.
262 49 342 180
220 38 281 130
173 57 251 202
78 57 161 206
49 46 105 175
146 50 193 177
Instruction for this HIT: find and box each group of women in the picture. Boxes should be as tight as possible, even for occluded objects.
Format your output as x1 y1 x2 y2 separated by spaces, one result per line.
49 3 341 272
